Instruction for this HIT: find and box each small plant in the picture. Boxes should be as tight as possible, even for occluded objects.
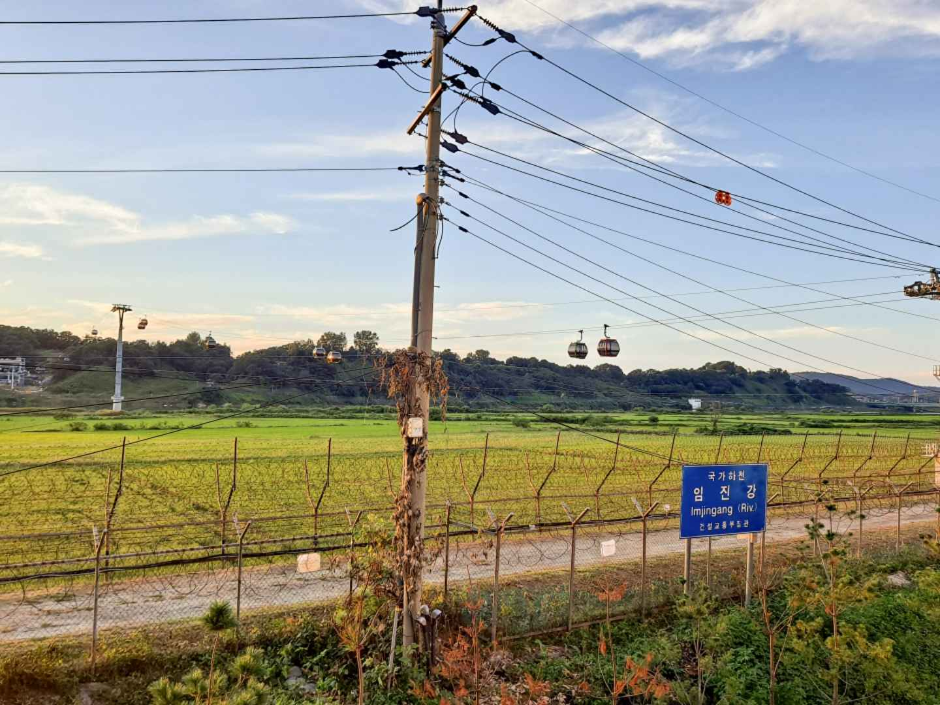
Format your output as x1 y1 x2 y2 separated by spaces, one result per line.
202 600 237 704
647 415 659 424
67 421 88 432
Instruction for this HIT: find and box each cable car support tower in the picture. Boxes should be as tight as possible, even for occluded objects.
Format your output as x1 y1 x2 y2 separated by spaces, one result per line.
110 304 132 411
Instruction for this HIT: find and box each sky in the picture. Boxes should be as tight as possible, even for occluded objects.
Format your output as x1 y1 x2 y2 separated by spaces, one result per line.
1 0 940 385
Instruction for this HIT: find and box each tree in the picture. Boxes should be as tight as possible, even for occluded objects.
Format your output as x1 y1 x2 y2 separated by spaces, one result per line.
352 330 379 355
317 331 347 351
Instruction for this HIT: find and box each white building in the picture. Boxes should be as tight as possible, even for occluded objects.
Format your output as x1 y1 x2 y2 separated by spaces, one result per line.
0 357 27 389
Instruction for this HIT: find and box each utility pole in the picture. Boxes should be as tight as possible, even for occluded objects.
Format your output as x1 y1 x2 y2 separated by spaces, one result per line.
401 2 475 649
111 304 132 412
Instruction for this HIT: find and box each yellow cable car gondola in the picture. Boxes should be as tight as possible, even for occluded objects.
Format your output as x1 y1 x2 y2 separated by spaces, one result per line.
326 351 343 364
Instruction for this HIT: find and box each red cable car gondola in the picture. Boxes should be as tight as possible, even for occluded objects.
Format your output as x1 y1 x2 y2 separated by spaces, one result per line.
597 324 620 358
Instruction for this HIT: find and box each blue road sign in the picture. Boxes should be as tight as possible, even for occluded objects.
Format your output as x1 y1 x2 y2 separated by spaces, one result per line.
680 464 768 539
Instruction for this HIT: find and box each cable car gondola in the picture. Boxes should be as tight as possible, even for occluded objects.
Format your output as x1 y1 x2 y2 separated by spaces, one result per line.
567 329 589 359
597 324 620 358
326 351 342 364
313 346 327 359
90 328 98 337
204 332 218 350
137 317 148 330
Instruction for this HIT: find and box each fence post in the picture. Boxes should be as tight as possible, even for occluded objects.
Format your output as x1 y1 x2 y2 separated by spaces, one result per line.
470 434 490 526
235 520 253 625
894 482 913 552
216 438 238 557
90 526 107 673
345 509 363 598
815 432 842 556
640 502 659 618
856 486 873 558
715 432 724 464
103 438 126 579
648 431 677 509
304 439 332 548
490 512 513 645
594 431 621 520
443 502 452 602
562 504 590 631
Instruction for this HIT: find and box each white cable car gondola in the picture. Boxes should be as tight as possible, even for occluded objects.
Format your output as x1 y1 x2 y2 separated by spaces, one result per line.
567 329 589 359
137 317 148 330
597 324 620 358
326 351 342 364
204 332 218 350
313 346 327 359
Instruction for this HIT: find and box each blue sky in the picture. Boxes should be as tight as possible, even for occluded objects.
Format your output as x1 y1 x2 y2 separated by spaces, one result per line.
2 0 940 385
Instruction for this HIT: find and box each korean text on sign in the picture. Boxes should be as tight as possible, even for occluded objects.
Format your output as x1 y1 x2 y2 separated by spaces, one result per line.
679 464 768 539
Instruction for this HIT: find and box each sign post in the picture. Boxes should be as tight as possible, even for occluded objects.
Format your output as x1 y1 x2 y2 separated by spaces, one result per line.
680 464 768 599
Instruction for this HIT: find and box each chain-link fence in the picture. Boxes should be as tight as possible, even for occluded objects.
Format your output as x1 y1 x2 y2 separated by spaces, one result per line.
2 431 939 656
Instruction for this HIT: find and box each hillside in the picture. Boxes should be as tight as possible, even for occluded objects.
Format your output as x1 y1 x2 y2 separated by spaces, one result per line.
0 324 858 410
794 372 939 396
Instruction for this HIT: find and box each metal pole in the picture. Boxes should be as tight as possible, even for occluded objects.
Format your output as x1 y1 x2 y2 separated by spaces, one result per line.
403 1 447 649
443 502 452 602
683 538 692 595
567 522 577 631
706 537 712 588
641 515 648 616
744 534 755 607
492 524 502 644
91 527 107 672
235 521 252 625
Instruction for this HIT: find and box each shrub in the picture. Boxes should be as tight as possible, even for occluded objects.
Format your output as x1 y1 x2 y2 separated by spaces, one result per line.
68 421 88 432
93 422 111 431
512 418 531 429
235 420 254 428
648 415 660 424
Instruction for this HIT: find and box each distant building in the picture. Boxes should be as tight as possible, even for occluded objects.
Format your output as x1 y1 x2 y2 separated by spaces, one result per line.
688 398 702 411
0 357 27 389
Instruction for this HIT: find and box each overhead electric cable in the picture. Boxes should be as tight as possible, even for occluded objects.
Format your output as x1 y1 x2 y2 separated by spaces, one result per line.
0 52 417 64
446 208 932 396
461 80 932 260
456 173 940 326
0 166 422 174
0 61 421 76
0 10 459 25
515 0 940 206
449 144 925 270
482 23 930 241
454 186 938 364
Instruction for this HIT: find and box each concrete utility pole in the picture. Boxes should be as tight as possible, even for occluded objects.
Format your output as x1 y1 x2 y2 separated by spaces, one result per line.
401 0 446 651
111 304 132 412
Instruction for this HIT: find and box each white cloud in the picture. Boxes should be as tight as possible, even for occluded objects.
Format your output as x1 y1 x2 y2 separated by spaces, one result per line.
0 241 42 258
258 130 418 159
0 184 298 246
0 279 11 287
362 0 940 70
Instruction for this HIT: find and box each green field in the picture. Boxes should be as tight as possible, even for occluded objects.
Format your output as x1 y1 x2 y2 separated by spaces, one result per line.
1 409 937 577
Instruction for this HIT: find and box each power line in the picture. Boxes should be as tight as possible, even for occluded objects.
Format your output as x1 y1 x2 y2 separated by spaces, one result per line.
479 24 929 241
450 183 940 365
455 173 940 326
515 0 940 206
0 166 422 174
0 61 419 76
0 10 443 26
448 143 925 271
0 53 416 64
445 209 933 396
459 78 933 260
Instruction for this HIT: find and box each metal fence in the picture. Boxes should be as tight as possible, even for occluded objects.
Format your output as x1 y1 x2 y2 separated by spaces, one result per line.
1 431 938 655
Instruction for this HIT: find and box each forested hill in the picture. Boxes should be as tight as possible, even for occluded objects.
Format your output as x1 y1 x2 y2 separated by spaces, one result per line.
0 324 855 409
